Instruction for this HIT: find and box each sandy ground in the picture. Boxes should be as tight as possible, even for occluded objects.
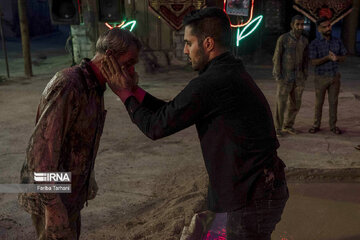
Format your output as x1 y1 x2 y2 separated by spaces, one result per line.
1 35 360 239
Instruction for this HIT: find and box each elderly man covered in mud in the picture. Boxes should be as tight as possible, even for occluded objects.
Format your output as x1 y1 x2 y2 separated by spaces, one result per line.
102 7 288 240
18 29 141 240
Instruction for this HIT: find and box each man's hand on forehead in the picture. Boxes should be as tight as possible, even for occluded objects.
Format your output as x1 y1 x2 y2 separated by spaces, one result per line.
101 55 138 93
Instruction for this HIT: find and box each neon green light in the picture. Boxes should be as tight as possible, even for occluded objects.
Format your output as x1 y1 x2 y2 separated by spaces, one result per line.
236 15 263 46
120 20 137 32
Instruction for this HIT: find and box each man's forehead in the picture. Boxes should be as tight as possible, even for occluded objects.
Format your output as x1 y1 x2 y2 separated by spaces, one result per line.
184 26 196 41
294 19 304 24
184 26 194 37
118 45 139 63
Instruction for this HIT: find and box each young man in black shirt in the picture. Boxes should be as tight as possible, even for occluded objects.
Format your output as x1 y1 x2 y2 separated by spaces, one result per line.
102 7 288 240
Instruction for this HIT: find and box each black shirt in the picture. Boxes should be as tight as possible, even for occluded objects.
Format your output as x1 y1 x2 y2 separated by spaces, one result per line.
125 52 285 212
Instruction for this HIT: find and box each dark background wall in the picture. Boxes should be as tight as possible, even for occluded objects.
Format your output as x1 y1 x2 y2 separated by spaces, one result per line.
0 0 60 39
1 0 359 57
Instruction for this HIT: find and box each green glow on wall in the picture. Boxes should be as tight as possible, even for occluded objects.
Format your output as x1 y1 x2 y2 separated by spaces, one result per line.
120 20 137 32
105 20 137 32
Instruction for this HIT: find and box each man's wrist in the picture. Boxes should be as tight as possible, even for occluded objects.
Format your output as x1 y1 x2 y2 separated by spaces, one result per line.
116 88 135 103
133 87 146 103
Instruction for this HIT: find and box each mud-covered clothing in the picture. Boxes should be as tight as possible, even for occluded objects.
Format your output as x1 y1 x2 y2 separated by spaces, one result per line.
123 52 286 212
273 30 308 130
273 31 309 83
275 81 305 130
309 36 347 76
18 58 106 218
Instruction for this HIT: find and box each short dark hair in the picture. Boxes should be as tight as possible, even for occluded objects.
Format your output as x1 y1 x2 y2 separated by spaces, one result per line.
291 15 305 24
316 17 330 27
183 7 231 49
96 28 142 56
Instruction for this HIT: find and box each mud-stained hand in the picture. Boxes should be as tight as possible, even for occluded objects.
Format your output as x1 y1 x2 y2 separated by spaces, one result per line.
46 226 75 240
45 198 73 239
101 55 138 93
87 170 98 200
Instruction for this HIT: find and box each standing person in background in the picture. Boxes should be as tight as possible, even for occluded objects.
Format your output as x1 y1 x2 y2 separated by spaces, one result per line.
308 17 347 134
273 15 309 137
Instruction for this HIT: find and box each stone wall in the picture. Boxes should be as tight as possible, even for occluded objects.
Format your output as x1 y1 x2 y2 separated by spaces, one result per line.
172 29 187 61
71 25 96 63
71 0 97 63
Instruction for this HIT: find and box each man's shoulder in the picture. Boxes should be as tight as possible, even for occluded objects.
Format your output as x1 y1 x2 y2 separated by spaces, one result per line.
210 57 243 70
192 70 217 90
58 64 85 82
203 60 247 84
59 65 88 87
42 66 85 99
310 38 322 47
330 36 343 43
277 32 289 42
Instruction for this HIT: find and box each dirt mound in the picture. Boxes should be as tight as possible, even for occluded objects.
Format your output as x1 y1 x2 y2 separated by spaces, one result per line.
124 167 208 240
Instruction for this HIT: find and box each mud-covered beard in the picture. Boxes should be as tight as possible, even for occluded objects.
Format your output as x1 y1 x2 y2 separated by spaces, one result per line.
294 29 303 37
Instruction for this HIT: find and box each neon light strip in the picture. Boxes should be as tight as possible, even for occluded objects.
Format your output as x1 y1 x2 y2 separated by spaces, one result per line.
223 0 255 28
105 21 126 30
105 22 114 29
236 15 263 46
120 20 136 32
116 22 126 28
